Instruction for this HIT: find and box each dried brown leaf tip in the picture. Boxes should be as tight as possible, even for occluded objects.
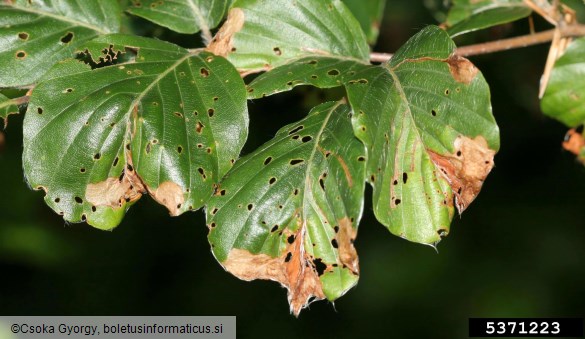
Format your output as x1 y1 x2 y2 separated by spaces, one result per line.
206 8 245 57
150 181 185 216
336 217 359 275
447 55 478 84
85 170 145 209
429 135 495 213
563 126 585 158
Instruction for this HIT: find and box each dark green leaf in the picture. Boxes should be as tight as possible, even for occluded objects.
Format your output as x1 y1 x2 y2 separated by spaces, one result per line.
342 0 386 45
126 0 231 35
445 0 530 37
207 0 370 72
0 0 121 87
542 37 585 127
23 34 248 230
207 101 365 316
0 93 20 128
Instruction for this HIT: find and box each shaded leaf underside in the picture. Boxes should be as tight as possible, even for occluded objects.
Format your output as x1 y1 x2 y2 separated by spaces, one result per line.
0 93 20 127
0 0 121 87
23 34 248 230
208 101 366 316
126 0 230 35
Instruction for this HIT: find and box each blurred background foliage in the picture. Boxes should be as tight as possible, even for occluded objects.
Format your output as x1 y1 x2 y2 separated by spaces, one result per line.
1 1 585 338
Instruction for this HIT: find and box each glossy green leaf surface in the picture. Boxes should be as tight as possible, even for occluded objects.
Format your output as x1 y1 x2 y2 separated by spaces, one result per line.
349 26 499 244
445 0 530 37
207 0 370 72
0 94 20 127
249 26 500 245
207 101 365 315
342 0 386 45
126 0 230 35
23 34 248 230
542 37 585 127
0 0 121 87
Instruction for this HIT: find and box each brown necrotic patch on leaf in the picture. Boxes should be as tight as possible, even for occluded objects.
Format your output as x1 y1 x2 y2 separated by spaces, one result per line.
335 155 353 187
428 135 496 213
206 8 245 57
336 217 359 275
222 227 325 317
150 181 185 216
447 55 478 85
85 170 145 208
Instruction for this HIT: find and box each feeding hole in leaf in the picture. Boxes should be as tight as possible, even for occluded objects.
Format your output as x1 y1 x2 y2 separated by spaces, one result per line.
174 112 183 118
334 225 339 233
75 197 83 204
403 172 408 184
307 60 318 65
370 174 376 182
331 239 338 248
177 146 183 154
210 222 216 228
301 136 312 143
213 96 219 101
288 126 304 135
54 198 60 203
80 168 86 173
444 89 450 95
284 252 292 262
60 32 74 44
395 198 401 205
211 207 218 215
196 122 203 133
264 157 272 165
127 164 134 172
313 258 327 276
327 69 340 76
198 167 206 179
247 204 253 211
431 109 437 117
208 108 214 117
271 225 278 232
286 81 293 86
437 229 448 238
457 151 462 157
18 32 29 40
289 159 304 166
357 156 365 162
37 107 43 114
15 51 27 59
311 75 318 79
319 178 325 190
91 206 97 212
273 47 282 56
93 153 101 160
287 235 295 244
269 177 277 185
112 157 119 167
293 188 299 196
200 68 209 77
63 88 73 93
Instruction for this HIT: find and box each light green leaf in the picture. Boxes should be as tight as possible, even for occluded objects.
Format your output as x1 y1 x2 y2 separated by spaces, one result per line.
342 0 386 45
23 34 248 230
207 0 370 72
0 93 20 128
207 101 366 316
542 37 585 127
445 0 531 37
0 0 121 87
126 0 230 35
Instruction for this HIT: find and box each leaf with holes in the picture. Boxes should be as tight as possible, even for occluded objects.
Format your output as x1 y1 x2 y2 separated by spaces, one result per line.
342 0 386 45
207 101 366 316
0 0 121 87
349 26 499 245
542 37 585 127
445 0 530 37
0 93 20 128
23 34 248 230
206 0 369 73
126 0 231 36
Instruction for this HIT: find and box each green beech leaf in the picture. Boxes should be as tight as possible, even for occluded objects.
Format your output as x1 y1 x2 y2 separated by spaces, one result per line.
342 0 386 45
445 0 531 37
0 0 121 87
126 0 231 35
248 26 500 245
23 34 248 230
0 93 20 128
542 37 585 127
207 101 366 316
206 0 370 72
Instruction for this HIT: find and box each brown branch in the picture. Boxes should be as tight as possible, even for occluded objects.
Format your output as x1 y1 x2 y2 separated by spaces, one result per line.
370 24 585 63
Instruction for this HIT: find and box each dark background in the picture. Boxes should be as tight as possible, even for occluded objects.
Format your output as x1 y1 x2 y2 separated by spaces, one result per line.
1 2 584 338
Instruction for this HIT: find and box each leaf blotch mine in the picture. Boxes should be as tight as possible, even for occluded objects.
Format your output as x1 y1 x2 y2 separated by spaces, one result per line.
206 8 245 57
447 55 479 85
151 181 185 216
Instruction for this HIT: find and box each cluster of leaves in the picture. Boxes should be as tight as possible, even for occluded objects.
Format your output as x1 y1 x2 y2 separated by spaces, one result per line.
1 0 583 315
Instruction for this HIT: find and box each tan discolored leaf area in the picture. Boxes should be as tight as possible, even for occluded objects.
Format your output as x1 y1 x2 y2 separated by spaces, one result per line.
429 135 496 213
447 55 478 84
206 8 245 57
223 227 326 317
336 217 359 274
150 181 185 217
85 170 145 209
